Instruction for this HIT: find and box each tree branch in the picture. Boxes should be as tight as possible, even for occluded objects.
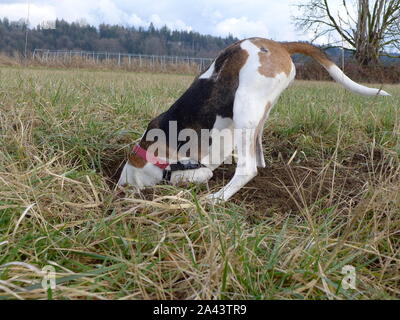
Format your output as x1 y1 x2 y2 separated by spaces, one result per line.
323 0 355 46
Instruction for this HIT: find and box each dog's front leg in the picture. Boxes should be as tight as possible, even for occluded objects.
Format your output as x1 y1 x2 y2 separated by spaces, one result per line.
207 127 258 202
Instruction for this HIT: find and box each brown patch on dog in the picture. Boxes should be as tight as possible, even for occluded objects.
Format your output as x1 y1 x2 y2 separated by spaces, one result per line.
213 40 249 85
280 41 334 67
250 38 293 77
128 153 146 168
126 137 153 168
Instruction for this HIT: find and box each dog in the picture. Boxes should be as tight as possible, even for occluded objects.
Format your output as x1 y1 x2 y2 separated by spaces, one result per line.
118 37 390 202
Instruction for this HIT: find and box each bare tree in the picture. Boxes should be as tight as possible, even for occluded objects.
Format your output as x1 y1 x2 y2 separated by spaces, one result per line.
294 0 400 65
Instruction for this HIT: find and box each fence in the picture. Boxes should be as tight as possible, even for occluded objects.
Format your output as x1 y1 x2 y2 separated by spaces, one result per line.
32 49 213 72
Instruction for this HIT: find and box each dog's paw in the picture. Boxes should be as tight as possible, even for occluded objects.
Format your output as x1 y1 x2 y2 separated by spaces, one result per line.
170 167 213 185
204 191 226 204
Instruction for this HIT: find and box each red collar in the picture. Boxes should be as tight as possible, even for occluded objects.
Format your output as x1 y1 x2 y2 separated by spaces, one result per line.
132 144 170 170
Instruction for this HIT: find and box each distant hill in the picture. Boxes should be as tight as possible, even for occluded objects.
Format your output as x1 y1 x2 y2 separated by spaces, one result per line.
0 18 238 58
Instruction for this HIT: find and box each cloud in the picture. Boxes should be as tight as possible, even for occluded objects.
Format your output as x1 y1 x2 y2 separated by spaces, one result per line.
0 0 337 42
149 13 192 31
95 0 125 25
216 17 269 38
0 3 56 26
127 13 146 27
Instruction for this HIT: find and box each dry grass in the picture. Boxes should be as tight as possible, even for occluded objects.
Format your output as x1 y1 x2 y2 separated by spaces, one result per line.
1 55 200 74
0 54 21 67
0 66 399 300
296 60 400 84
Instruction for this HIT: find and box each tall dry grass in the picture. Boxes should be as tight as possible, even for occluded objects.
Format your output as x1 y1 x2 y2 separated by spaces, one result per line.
296 60 400 84
1 54 201 74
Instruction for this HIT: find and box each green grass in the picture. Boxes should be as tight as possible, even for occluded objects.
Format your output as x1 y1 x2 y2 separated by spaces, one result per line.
0 66 399 299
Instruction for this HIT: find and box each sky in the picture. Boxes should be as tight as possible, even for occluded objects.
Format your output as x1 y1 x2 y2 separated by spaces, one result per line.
0 0 344 42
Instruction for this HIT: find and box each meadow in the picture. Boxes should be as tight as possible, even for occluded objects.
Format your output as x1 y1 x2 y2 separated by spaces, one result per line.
0 65 399 299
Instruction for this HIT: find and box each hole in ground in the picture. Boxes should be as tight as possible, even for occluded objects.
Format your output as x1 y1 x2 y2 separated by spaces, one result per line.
101 148 397 214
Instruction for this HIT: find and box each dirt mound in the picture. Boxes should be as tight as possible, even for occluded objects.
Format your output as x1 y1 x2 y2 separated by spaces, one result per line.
210 161 364 214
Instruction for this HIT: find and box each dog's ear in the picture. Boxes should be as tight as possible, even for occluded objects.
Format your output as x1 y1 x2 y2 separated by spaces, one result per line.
128 153 146 168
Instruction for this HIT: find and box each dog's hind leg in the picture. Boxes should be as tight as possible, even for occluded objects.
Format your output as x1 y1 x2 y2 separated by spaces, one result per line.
206 92 279 201
207 93 269 202
255 113 267 168
256 132 266 168
207 120 258 202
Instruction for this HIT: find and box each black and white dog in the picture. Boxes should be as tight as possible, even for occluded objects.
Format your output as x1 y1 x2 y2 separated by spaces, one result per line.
118 38 390 202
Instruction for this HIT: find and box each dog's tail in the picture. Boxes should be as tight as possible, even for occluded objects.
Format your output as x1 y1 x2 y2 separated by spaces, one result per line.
281 42 390 96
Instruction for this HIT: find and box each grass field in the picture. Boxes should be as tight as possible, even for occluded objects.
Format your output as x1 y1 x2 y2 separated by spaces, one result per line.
0 66 399 299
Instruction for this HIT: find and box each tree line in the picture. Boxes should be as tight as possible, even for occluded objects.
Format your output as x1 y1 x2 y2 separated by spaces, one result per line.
0 18 237 58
